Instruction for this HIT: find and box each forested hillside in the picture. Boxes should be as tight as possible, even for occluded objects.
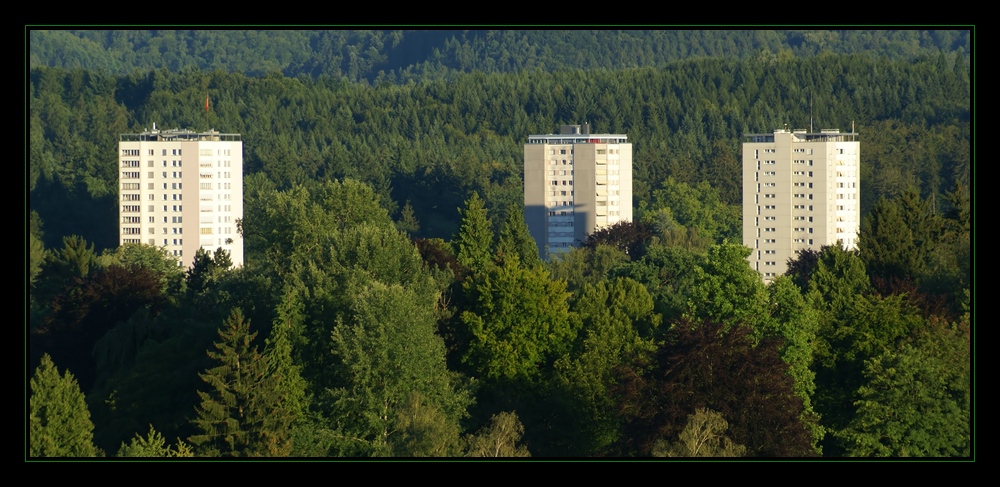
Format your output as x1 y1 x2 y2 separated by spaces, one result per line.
29 51 969 250
30 30 970 83
28 29 972 458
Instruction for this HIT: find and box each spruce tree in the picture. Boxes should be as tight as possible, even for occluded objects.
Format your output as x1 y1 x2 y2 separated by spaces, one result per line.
496 207 538 268
189 308 293 457
454 192 493 273
29 354 98 457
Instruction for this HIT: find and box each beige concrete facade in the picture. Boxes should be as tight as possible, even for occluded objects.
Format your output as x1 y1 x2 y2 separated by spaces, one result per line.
525 125 632 258
118 126 244 268
742 129 859 281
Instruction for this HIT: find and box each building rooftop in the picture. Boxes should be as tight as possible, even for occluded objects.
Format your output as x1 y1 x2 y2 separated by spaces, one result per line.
528 124 627 144
744 129 857 143
121 126 241 142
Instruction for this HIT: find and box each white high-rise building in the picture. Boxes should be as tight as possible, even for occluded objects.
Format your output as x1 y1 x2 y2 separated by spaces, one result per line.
524 124 632 258
742 129 860 280
118 126 243 268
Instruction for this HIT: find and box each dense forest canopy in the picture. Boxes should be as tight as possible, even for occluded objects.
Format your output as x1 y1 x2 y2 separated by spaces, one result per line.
30 30 970 83
29 39 969 250
27 29 972 459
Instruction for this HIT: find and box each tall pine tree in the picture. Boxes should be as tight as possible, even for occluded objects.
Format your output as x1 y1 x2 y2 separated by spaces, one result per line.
29 354 98 457
496 206 538 268
189 308 293 457
454 192 493 274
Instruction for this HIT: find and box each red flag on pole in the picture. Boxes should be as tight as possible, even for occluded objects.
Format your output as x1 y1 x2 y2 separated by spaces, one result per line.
205 95 210 112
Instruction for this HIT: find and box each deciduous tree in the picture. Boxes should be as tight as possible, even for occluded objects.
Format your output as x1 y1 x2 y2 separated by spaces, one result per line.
652 408 746 457
327 281 471 456
614 321 814 457
464 411 531 457
461 259 573 384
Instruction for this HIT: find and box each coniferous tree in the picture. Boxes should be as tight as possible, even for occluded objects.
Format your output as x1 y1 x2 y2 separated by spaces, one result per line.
117 425 194 457
396 200 421 235
859 196 919 286
29 354 98 457
189 308 293 457
496 206 538 267
454 192 493 274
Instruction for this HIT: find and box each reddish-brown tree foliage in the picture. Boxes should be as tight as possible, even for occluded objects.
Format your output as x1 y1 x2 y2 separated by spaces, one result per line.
31 264 167 391
582 220 655 260
613 320 816 457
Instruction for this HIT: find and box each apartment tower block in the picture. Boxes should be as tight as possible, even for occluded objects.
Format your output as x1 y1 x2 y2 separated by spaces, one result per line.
742 129 860 280
524 124 632 258
118 126 244 268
